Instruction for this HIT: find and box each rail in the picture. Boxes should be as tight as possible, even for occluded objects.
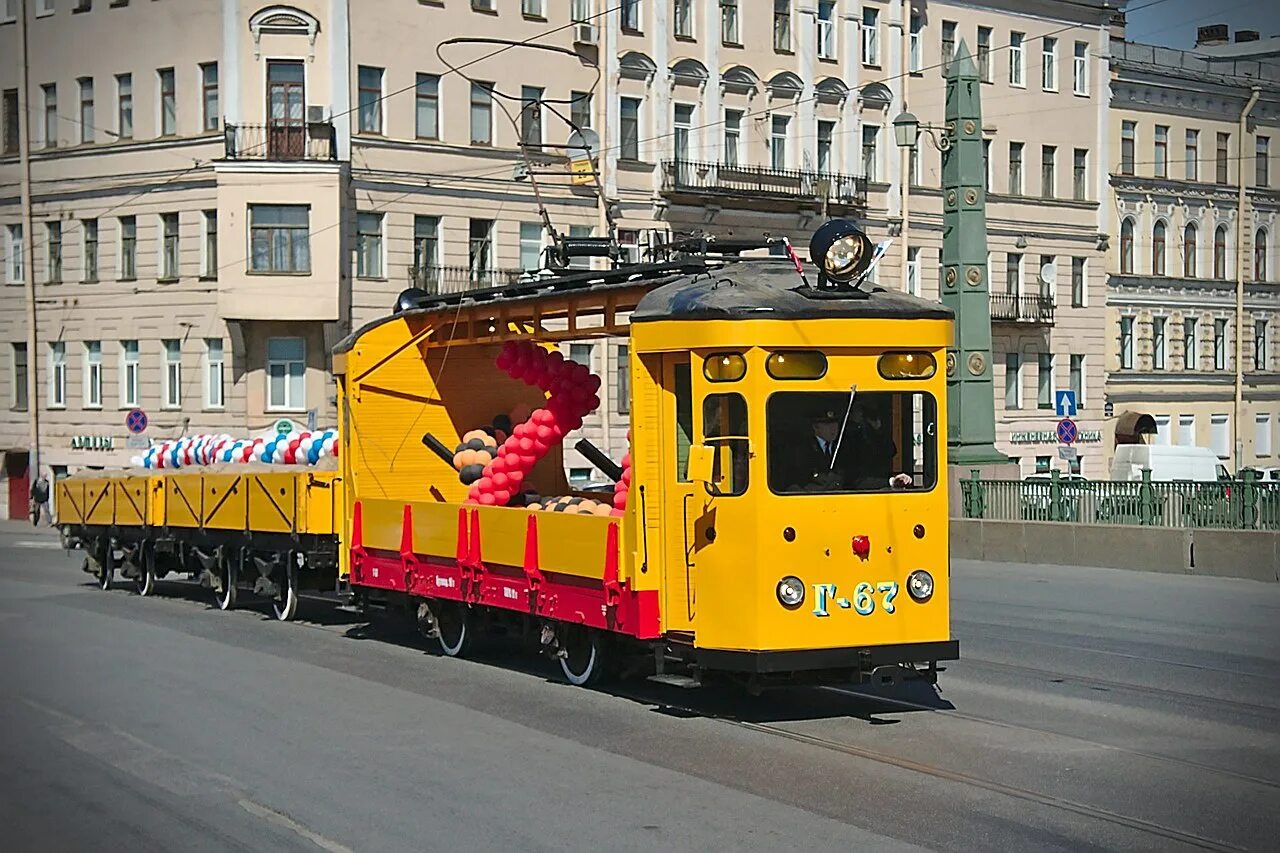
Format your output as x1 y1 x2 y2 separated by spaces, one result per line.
408 264 524 294
223 122 336 161
960 469 1280 530
989 293 1055 324
660 160 867 208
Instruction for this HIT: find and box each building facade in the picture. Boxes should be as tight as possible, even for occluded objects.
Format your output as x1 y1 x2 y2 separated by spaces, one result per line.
1105 27 1280 473
1 0 1120 519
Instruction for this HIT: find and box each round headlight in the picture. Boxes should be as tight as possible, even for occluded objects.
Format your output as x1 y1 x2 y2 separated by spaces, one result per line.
824 234 864 278
907 570 934 603
776 576 805 608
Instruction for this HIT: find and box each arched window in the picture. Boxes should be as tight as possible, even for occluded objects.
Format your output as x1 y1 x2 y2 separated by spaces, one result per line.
1120 218 1134 274
1183 223 1198 278
1213 224 1228 279
1256 227 1269 282
1152 221 1166 276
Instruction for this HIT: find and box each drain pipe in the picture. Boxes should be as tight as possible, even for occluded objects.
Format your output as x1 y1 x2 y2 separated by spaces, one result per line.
1234 87 1259 472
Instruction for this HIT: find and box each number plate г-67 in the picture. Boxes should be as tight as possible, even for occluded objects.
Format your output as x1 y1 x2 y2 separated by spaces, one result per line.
812 582 899 617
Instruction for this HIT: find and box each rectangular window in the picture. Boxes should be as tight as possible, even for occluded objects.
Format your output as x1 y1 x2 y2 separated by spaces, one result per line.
78 77 94 143
616 344 630 415
356 212 384 279
619 97 640 160
817 120 835 174
621 0 640 32
249 205 310 273
862 8 879 66
520 85 543 149
674 0 693 38
1073 148 1087 200
1256 319 1269 371
570 90 592 130
1042 37 1057 91
1256 414 1272 457
119 216 136 280
982 139 991 190
1037 352 1054 409
1071 257 1085 307
120 340 139 407
941 21 957 74
1216 132 1229 184
1214 318 1227 369
1178 414 1195 447
521 0 544 17
519 222 542 271
357 66 383 133
1072 41 1088 95
413 215 439 276
46 221 62 283
204 338 224 408
771 114 789 170
1258 136 1271 188
470 81 493 145
909 14 922 73
1120 121 1135 175
1009 142 1023 194
42 83 56 147
1009 32 1024 86
1154 414 1172 446
1210 414 1229 459
163 339 181 407
1120 316 1134 369
83 341 102 408
1154 125 1168 178
773 0 791 52
906 247 921 296
1005 353 1021 409
1185 129 1199 180
158 68 175 135
817 1 835 60
723 109 741 166
862 125 879 183
569 343 594 370
469 218 493 285
1006 252 1022 295
1184 318 1198 370
721 0 740 45
116 74 132 139
49 342 66 408
200 62 218 131
82 219 98 282
977 26 992 82
1153 317 1166 369
201 210 217 278
2 89 18 154
617 228 641 264
160 212 179 280
1039 254 1056 299
1070 354 1085 408
670 104 693 163
267 337 305 410
6 224 22 283
11 342 28 411
1041 145 1056 199
415 73 439 140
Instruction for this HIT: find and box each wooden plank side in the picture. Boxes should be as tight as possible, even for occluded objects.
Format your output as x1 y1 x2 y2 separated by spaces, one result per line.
55 478 86 526
302 472 340 535
201 473 248 531
165 475 202 529
247 473 299 534
408 501 463 560
84 478 115 526
112 477 148 528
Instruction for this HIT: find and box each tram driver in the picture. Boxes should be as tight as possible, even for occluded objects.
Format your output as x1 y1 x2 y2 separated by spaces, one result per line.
782 404 913 492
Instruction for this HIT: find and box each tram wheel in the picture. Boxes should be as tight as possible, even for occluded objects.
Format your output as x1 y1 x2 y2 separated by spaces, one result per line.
435 602 471 657
214 552 237 612
272 567 299 622
135 546 156 597
558 625 609 687
96 542 114 591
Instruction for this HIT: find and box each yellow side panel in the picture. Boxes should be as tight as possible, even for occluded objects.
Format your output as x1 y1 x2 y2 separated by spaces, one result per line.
247 473 299 534
359 497 407 553
55 479 86 525
201 473 248 531
84 478 115 526
409 501 463 560
165 475 203 529
527 510 616 580
112 477 148 527
302 472 340 536
148 477 167 526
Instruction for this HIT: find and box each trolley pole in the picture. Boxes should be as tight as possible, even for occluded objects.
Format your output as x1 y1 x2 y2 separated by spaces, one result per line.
939 43 1007 468
19 0 42 486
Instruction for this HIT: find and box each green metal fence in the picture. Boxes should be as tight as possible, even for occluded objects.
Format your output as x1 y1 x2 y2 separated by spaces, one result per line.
960 469 1280 531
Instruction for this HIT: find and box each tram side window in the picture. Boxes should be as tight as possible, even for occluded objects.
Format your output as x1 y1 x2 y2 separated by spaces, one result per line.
674 362 693 482
703 393 749 497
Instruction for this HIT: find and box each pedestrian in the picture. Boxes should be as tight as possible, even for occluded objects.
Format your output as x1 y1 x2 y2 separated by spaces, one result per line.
30 474 50 527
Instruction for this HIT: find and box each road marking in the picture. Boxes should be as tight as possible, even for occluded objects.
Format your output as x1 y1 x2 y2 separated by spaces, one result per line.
11 540 63 550
237 798 354 853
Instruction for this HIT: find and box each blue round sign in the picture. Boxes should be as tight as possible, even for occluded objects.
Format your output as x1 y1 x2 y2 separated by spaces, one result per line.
125 408 148 434
1056 418 1078 445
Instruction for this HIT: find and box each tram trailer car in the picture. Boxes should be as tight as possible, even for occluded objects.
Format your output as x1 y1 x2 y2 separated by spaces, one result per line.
55 465 342 621
339 223 959 689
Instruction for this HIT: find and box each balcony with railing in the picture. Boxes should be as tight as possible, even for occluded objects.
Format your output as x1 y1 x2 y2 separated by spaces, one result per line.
990 293 1055 325
223 122 336 161
408 265 524 294
660 160 867 211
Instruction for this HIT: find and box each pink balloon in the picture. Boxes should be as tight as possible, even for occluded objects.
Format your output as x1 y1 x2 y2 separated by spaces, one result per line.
535 424 554 442
610 508 625 517
518 437 535 453
513 422 530 439
476 477 493 493
520 453 538 469
621 453 631 469
478 493 497 506
493 489 511 506
490 456 508 474
613 491 628 510
621 468 632 485
491 472 509 489
506 468 525 486
532 439 549 456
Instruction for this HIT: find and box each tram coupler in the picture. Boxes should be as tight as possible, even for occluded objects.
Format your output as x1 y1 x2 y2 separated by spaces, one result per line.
868 664 915 688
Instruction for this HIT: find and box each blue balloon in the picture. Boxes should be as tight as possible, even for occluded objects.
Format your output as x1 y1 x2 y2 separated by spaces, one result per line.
308 445 321 464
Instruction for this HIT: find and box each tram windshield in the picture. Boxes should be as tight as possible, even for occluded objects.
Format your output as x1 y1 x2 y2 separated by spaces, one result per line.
767 391 938 494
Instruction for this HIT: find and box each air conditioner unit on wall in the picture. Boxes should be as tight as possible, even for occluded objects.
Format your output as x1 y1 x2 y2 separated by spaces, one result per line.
307 105 328 123
574 23 598 45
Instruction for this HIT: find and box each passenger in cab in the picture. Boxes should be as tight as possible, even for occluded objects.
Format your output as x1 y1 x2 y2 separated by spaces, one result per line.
782 404 912 492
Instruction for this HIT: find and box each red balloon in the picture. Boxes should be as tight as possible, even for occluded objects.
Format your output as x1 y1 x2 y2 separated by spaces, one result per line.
621 468 632 485
534 409 554 426
565 415 583 432
586 394 601 412
520 453 538 469
535 424 554 442
478 493 497 506
475 477 493 493
490 456 508 474
493 489 511 506
518 437 535 453
506 468 525 486
610 508 625 517
621 453 631 469
532 439 549 456
585 374 602 393
613 491 628 510
514 422 530 438
492 472 509 489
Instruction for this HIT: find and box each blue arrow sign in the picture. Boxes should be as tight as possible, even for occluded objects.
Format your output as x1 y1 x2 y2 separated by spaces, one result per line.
1055 390 1077 417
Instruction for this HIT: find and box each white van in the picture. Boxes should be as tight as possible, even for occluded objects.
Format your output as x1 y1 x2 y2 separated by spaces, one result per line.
1109 445 1222 482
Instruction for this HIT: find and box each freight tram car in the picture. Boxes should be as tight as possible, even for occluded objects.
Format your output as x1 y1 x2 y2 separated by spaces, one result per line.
55 221 960 690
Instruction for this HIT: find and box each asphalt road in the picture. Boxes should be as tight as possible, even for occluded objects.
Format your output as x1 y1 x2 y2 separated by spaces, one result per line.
1 520 1277 852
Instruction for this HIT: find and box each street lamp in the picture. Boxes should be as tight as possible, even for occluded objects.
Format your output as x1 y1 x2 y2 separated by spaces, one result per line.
892 110 950 152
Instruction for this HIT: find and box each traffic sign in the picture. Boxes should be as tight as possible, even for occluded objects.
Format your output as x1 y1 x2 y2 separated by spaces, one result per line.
1057 445 1078 460
126 435 151 450
274 419 294 434
1055 390 1077 417
569 158 595 186
1056 418 1078 445
125 408 148 434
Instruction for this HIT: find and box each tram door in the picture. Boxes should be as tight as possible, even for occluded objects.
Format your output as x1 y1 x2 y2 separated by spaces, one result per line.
659 354 698 632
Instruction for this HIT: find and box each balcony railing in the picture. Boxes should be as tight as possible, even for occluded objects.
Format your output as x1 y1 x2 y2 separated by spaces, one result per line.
660 160 867 210
223 122 336 161
408 265 524 294
990 293 1055 325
